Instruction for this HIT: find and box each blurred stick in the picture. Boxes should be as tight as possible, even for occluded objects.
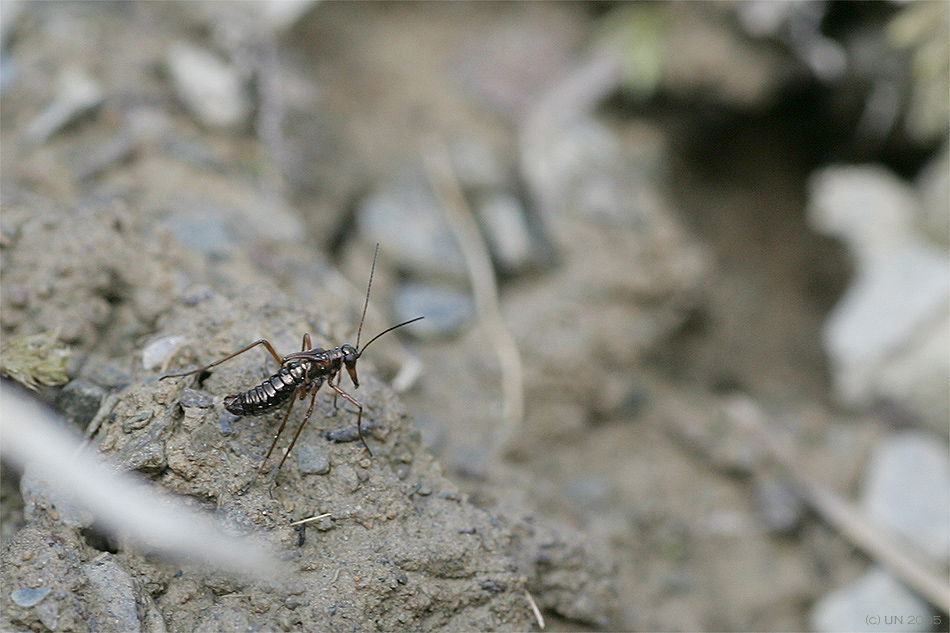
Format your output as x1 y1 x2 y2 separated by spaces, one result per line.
725 396 950 613
422 137 525 451
1 383 281 581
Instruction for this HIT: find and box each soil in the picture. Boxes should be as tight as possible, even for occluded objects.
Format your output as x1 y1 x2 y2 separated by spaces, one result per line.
0 3 923 632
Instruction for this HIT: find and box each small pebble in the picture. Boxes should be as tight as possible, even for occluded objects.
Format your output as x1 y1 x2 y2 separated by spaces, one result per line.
161 214 234 257
811 567 934 632
165 41 249 129
753 475 805 535
142 336 186 371
324 420 375 444
11 586 51 608
862 432 949 562
180 284 214 305
56 379 106 427
76 134 137 181
179 389 214 408
85 364 131 390
356 172 467 282
123 409 154 433
295 444 330 475
479 579 507 593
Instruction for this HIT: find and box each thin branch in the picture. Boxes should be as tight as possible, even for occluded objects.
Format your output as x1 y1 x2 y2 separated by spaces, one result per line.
725 396 950 614
422 137 525 451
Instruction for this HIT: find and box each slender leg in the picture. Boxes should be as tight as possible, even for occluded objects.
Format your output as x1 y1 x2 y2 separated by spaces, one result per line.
277 382 322 471
269 335 316 474
328 381 371 456
331 371 342 411
238 387 301 495
258 388 299 475
161 339 283 379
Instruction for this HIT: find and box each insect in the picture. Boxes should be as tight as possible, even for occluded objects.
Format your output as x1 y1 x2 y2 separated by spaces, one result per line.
160 245 422 485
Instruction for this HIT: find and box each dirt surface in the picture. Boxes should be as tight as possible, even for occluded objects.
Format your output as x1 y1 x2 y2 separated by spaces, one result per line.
1 3 940 632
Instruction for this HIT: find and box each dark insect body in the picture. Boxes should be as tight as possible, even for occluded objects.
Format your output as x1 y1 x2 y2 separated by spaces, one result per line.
160 245 422 488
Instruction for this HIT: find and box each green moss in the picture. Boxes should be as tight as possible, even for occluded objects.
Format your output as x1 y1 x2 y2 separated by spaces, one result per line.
1 331 71 390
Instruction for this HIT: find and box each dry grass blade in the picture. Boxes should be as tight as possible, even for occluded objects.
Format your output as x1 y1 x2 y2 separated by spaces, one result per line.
525 588 545 630
422 137 525 451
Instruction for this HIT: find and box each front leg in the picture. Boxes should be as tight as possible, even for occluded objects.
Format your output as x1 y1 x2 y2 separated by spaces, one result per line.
277 380 323 471
327 381 370 456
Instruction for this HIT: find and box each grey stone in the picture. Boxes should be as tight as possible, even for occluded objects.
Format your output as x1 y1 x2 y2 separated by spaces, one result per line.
85 364 132 390
753 475 805 535
564 475 614 510
56 379 106 428
162 214 235 258
123 409 155 433
11 586 51 607
475 192 535 273
296 443 330 475
116 417 167 474
179 389 214 409
356 172 467 282
142 336 187 371
392 282 474 340
82 557 142 633
809 165 950 431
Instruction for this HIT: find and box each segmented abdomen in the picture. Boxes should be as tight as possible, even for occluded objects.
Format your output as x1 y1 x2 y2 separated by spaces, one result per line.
223 362 312 416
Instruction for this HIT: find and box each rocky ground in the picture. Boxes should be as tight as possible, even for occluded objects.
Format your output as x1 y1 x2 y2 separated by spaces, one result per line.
1 2 947 632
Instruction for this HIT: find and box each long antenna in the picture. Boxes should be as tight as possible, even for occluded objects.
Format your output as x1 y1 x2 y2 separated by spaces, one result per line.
355 244 379 350
359 316 424 353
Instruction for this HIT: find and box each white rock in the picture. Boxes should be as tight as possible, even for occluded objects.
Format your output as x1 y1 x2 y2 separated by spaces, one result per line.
810 567 935 632
809 165 950 430
142 335 187 371
808 165 918 265
862 432 950 563
822 243 949 409
166 41 249 130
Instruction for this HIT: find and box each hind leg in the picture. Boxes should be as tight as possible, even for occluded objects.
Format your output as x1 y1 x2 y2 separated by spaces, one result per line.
161 339 284 379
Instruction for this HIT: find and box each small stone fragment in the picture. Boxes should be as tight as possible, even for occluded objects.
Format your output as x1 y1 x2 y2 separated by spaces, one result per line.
142 335 186 371
296 444 331 475
11 586 52 607
23 69 104 146
165 41 250 129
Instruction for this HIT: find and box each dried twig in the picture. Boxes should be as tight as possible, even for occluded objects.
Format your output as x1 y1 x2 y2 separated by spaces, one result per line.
525 588 545 630
725 396 950 613
288 513 332 526
422 137 525 451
